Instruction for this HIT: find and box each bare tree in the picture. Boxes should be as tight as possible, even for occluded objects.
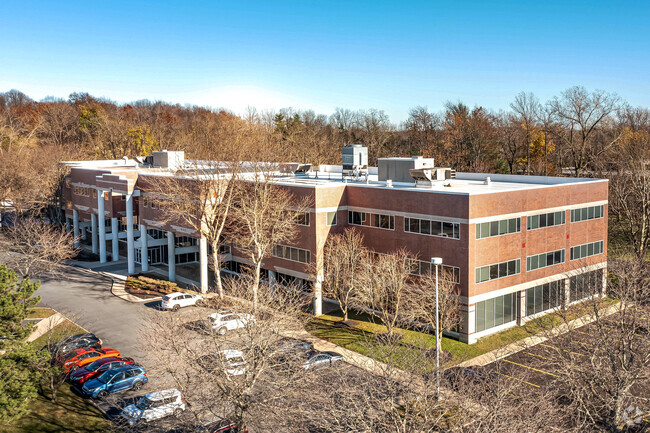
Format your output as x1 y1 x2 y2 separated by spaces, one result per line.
547 86 621 176
358 250 417 339
0 219 77 277
319 228 369 322
228 172 307 313
140 276 311 431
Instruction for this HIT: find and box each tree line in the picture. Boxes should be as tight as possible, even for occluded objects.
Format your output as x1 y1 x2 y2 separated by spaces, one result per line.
1 85 648 258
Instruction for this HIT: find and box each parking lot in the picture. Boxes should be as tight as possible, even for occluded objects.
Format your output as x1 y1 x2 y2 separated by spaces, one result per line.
39 264 372 431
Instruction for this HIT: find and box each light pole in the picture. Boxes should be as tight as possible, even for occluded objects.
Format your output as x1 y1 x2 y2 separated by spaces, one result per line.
431 256 443 400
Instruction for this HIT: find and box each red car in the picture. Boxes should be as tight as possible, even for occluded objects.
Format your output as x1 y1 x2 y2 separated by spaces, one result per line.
68 357 134 385
57 347 121 372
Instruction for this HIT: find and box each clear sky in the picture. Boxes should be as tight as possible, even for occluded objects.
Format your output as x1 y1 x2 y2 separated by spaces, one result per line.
1 1 648 123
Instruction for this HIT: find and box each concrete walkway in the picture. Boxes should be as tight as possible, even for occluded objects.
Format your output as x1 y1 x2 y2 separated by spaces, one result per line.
458 301 622 367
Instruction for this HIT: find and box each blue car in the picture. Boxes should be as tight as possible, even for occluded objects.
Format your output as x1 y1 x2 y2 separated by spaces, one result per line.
81 365 147 399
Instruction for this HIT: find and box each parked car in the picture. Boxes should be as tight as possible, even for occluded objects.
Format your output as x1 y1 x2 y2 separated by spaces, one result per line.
57 347 121 372
217 350 246 376
200 420 248 433
81 365 148 399
121 388 185 425
300 351 343 370
69 357 135 385
274 338 314 354
161 292 204 311
49 333 102 356
208 311 255 335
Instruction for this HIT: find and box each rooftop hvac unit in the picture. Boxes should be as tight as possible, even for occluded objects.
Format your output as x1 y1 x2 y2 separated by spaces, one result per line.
409 167 456 187
342 144 368 180
278 163 312 176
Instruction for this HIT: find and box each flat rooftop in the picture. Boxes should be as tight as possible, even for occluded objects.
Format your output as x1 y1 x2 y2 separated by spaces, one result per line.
62 159 607 196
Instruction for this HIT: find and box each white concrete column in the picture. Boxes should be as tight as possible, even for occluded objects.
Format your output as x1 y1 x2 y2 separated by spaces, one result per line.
199 237 208 293
167 231 176 282
601 265 607 295
91 213 98 254
72 210 80 248
140 224 149 272
98 190 107 263
126 194 135 274
111 218 119 261
313 274 323 316
516 290 526 325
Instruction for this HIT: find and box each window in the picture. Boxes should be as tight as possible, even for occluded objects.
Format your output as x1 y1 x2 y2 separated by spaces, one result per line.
272 245 311 264
571 205 604 222
373 213 395 230
526 280 565 316
526 249 565 271
121 194 126 201
410 260 461 284
570 269 603 301
475 293 517 332
143 197 149 208
570 240 604 260
293 212 310 226
405 217 460 239
348 211 366 226
475 259 520 283
527 211 565 230
476 217 521 239
326 211 337 226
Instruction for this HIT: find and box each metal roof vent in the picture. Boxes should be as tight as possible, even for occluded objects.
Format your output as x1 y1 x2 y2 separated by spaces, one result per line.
410 167 456 187
386 179 393 188
484 176 492 185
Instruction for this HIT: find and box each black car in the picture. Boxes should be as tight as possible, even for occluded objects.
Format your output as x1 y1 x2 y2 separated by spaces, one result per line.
49 333 102 356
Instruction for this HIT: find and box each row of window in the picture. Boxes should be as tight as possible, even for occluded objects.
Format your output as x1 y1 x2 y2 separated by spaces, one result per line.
73 186 92 197
527 211 566 230
570 269 603 301
526 280 565 316
571 205 604 223
404 217 460 239
409 260 461 284
348 211 396 230
475 259 521 283
526 249 565 271
475 218 520 239
272 245 311 264
475 292 517 333
570 241 604 261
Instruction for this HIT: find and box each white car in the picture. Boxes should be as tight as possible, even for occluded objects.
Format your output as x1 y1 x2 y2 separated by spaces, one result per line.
218 349 247 376
208 311 255 335
121 388 185 425
160 292 204 311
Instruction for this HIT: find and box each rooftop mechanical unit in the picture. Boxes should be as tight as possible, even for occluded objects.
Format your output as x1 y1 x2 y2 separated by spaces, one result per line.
342 144 368 180
278 163 312 176
409 167 456 187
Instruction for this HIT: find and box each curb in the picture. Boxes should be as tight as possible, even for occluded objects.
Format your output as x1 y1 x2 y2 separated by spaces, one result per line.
104 272 163 303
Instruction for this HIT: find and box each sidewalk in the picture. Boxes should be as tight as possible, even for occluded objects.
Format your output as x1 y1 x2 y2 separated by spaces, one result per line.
458 301 622 367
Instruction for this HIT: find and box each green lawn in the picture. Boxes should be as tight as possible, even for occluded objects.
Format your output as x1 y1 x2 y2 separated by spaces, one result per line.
2 321 111 433
27 307 57 319
307 297 619 370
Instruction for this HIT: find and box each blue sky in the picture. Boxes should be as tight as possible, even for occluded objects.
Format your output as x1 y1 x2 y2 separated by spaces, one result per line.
1 1 648 123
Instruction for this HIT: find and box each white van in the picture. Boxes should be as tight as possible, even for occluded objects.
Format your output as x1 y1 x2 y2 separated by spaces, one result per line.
121 388 186 425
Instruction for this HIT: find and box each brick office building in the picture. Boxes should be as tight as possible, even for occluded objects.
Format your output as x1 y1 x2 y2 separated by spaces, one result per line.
62 149 608 344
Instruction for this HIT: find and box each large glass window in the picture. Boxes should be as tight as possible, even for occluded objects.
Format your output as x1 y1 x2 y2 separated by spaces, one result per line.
326 211 337 226
405 217 460 239
571 205 605 223
348 211 366 226
475 217 520 239
475 259 520 283
272 245 311 264
475 293 517 332
526 249 565 271
373 213 395 230
570 269 603 301
527 211 566 230
526 280 565 316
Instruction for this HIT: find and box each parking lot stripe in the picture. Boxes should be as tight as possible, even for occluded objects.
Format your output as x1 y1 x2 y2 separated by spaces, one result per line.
524 351 550 361
502 359 559 378
496 372 540 388
540 343 585 357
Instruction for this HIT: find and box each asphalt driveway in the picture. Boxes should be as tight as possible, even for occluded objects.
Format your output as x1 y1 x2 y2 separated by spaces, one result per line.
36 264 146 360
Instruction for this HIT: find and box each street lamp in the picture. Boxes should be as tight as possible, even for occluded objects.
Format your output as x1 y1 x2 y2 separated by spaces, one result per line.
431 256 443 400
